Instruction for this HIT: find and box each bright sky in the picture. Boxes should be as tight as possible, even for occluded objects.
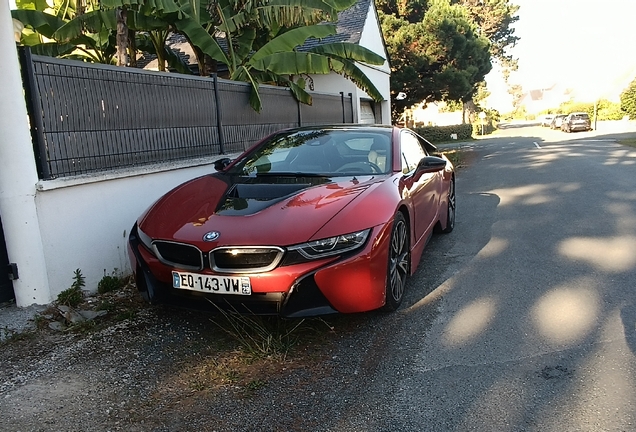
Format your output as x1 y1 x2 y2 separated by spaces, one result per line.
486 0 636 111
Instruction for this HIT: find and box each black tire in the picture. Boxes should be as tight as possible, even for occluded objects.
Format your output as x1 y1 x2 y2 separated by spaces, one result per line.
441 177 455 234
382 212 409 311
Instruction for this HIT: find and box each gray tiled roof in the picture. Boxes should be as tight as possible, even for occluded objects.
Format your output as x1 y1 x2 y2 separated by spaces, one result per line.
300 0 371 51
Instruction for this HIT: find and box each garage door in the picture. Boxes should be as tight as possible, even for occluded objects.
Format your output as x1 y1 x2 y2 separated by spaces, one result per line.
359 101 376 124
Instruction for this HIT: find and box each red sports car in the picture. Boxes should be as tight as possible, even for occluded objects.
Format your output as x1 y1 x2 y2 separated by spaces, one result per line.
128 125 455 317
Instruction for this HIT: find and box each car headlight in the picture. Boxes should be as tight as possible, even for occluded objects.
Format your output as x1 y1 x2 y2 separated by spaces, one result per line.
288 229 370 260
136 225 154 251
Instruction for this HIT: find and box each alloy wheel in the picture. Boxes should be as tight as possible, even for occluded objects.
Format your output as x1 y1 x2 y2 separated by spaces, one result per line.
442 178 455 233
388 216 409 305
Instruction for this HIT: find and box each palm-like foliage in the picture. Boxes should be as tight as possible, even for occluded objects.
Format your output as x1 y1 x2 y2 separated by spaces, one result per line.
12 0 120 62
13 0 386 111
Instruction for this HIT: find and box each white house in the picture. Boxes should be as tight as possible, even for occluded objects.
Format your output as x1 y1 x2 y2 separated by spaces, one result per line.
300 0 392 125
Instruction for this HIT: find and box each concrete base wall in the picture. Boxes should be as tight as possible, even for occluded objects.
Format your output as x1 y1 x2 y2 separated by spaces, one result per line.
34 159 226 302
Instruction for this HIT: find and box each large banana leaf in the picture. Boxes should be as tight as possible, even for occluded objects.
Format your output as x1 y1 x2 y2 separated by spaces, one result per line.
308 42 385 65
233 65 264 112
53 9 168 42
100 0 181 14
327 57 384 102
11 9 66 38
248 51 331 75
53 10 115 41
26 41 77 56
174 15 230 66
234 28 257 64
250 24 336 62
15 0 53 11
282 76 312 105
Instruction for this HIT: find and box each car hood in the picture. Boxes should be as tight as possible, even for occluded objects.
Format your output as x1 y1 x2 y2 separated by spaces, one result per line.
139 174 380 247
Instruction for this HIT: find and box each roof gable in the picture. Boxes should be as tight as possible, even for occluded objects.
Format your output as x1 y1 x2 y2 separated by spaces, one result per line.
300 0 371 49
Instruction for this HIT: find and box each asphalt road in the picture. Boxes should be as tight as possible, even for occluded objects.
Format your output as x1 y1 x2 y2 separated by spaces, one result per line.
3 122 636 432
327 122 636 431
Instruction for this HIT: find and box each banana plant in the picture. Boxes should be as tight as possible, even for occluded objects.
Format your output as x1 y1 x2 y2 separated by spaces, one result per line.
12 0 116 61
227 24 385 111
165 0 385 111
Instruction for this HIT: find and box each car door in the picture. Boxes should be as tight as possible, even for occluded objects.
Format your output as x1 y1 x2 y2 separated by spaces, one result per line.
399 130 440 242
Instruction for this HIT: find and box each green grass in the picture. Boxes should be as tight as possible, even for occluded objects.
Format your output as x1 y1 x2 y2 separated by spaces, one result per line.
208 301 337 360
442 149 467 169
618 138 636 148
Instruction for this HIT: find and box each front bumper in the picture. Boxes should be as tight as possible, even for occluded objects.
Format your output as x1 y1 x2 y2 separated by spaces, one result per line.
128 223 391 317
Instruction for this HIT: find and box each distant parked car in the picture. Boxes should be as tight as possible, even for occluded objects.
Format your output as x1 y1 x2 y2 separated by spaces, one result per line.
550 114 566 130
540 115 555 127
562 112 592 132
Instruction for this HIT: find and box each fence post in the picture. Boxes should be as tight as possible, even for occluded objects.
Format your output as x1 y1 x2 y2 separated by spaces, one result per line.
340 92 345 123
349 93 354 123
213 74 225 154
297 96 302 127
18 47 50 180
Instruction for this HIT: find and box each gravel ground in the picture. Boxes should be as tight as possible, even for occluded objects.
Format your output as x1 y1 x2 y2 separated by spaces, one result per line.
0 285 396 432
0 144 473 432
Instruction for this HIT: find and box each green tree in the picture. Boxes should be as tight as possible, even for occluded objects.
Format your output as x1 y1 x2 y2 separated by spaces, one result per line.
620 77 636 120
557 101 594 120
597 99 624 121
382 0 491 121
375 0 427 22
454 0 519 66
453 0 519 121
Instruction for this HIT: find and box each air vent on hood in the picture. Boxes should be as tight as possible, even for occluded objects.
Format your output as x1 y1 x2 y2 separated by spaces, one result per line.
227 183 311 200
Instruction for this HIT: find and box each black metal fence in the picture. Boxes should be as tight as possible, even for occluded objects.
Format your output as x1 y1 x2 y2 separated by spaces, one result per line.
19 49 354 180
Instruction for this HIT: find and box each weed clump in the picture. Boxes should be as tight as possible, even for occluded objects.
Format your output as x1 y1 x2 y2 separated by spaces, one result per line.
57 269 85 307
97 269 124 294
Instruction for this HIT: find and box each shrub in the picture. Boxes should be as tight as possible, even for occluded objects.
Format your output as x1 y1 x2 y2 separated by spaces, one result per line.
98 274 123 294
412 124 473 143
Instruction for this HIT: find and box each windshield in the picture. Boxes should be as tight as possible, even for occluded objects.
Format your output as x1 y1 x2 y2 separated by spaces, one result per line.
226 128 394 177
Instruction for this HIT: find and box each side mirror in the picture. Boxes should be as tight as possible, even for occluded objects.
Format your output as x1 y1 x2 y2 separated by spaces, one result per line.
416 156 447 173
214 157 232 171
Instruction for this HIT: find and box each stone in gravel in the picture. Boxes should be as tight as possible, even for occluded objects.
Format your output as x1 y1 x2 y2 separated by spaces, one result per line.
48 321 66 331
78 310 108 320
65 310 86 324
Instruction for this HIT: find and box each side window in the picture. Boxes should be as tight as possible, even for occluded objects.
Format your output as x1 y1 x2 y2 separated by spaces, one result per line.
400 132 427 174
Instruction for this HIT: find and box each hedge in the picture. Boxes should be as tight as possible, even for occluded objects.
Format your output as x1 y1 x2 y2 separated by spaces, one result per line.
411 124 473 143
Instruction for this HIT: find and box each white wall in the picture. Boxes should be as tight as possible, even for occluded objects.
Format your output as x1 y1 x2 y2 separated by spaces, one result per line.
1 0 51 306
34 160 226 301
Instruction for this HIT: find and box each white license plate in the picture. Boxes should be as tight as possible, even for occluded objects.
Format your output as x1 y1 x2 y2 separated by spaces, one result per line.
172 271 251 295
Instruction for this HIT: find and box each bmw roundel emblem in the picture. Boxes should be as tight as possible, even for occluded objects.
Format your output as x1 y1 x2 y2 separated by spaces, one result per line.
203 231 220 242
